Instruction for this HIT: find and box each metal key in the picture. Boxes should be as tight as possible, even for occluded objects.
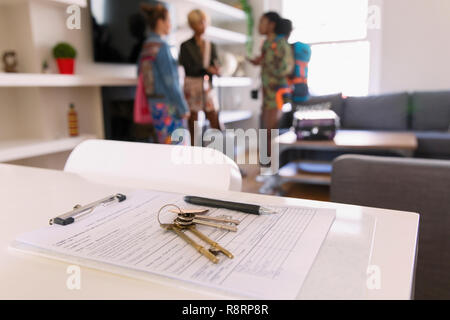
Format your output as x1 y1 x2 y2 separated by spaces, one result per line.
170 208 240 232
159 205 235 263
160 223 221 263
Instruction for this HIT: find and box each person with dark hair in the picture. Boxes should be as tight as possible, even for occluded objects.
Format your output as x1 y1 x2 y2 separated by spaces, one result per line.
277 18 312 104
275 17 311 132
249 12 294 168
277 18 293 39
138 3 190 144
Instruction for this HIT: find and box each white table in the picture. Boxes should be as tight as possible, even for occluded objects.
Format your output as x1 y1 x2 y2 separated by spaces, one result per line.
0 164 419 299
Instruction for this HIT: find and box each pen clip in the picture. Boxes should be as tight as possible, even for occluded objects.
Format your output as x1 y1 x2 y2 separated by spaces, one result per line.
49 193 126 226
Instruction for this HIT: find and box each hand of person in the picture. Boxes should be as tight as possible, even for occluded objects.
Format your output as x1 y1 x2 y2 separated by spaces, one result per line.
181 112 191 120
207 66 220 75
247 56 262 66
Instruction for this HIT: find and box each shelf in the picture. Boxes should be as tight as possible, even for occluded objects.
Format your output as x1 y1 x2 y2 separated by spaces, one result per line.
0 73 137 87
173 26 247 45
205 26 247 44
220 110 252 124
0 74 251 88
166 0 246 23
0 0 87 6
278 161 332 186
46 0 87 7
213 77 252 87
0 134 95 162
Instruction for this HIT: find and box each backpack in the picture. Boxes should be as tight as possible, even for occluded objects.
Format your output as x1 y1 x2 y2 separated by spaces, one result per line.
290 41 311 103
139 41 163 98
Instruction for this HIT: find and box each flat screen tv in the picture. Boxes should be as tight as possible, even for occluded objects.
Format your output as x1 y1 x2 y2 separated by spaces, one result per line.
90 0 158 64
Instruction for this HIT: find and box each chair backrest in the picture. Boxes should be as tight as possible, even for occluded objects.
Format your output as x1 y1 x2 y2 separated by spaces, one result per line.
331 154 450 299
64 139 242 192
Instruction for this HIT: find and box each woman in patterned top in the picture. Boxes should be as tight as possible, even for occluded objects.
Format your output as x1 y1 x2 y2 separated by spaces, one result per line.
139 4 190 145
249 12 294 166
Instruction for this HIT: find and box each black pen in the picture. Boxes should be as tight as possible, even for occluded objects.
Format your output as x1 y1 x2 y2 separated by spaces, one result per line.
184 196 278 215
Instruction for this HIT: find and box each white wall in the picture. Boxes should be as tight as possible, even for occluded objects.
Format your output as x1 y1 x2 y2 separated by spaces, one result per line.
379 0 450 93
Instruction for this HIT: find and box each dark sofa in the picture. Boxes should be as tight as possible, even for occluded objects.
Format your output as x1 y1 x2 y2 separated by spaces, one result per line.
281 90 450 159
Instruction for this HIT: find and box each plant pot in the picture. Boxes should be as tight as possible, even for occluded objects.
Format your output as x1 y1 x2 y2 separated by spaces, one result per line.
56 58 75 74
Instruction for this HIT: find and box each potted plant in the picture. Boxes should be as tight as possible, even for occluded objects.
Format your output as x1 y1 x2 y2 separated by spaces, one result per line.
53 42 77 74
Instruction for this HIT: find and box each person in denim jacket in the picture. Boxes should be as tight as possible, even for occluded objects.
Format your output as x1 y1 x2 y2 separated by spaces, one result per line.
139 3 190 144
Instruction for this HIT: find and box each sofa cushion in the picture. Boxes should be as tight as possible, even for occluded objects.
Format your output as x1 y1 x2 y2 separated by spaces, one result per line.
414 131 450 158
343 92 409 130
411 91 450 131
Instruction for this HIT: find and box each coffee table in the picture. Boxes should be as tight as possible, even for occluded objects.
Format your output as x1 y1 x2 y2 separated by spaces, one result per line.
263 130 418 193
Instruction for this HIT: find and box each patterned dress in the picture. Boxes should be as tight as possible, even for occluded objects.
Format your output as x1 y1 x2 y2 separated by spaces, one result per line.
261 35 294 110
138 32 189 145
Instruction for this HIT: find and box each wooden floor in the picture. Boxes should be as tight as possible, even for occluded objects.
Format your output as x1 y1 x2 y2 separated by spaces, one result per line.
238 162 331 202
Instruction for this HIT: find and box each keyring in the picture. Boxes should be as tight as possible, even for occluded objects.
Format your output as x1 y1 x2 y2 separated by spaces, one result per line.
157 203 184 226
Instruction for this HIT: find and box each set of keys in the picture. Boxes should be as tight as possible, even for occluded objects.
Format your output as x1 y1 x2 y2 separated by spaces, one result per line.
158 204 239 264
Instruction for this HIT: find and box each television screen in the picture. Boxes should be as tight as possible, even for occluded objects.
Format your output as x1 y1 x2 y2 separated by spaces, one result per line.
90 0 157 64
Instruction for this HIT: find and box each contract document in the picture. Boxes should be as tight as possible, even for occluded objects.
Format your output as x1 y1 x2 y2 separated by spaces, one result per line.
13 190 335 299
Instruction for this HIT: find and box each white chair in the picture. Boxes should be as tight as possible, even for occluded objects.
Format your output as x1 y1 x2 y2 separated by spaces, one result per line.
64 139 242 192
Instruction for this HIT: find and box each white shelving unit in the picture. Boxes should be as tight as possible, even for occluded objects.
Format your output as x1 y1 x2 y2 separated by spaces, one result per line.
0 0 87 6
0 134 95 162
0 0 113 168
0 73 137 87
205 26 247 44
213 76 252 87
166 0 246 24
220 110 252 124
173 26 247 46
0 73 136 87
0 73 252 88
46 0 87 7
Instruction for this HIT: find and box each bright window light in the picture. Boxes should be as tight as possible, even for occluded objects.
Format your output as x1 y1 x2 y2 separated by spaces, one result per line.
282 0 370 96
90 0 106 25
308 41 370 97
283 0 368 44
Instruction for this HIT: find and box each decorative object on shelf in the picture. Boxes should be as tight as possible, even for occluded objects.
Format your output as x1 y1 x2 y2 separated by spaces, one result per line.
41 59 51 74
2 51 18 73
239 0 254 56
218 51 238 77
233 54 246 77
68 103 79 137
53 42 77 74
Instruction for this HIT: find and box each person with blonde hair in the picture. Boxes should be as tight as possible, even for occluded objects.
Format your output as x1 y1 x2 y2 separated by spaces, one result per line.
179 9 222 146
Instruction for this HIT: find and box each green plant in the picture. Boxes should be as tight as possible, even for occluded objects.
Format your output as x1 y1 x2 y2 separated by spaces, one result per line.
52 42 77 59
240 0 254 56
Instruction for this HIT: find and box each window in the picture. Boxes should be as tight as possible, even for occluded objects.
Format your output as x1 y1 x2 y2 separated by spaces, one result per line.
283 0 370 96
